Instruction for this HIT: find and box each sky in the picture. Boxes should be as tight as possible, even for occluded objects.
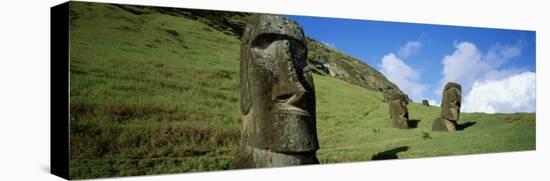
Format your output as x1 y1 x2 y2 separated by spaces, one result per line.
287 15 536 113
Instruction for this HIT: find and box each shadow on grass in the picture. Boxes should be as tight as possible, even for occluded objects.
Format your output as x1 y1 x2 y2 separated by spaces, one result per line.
371 146 409 160
457 121 477 131
408 119 421 128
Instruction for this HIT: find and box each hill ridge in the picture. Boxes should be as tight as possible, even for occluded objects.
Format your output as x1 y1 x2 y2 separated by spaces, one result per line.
111 3 405 98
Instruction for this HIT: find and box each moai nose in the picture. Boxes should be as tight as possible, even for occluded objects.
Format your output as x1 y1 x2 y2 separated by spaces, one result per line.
273 39 307 104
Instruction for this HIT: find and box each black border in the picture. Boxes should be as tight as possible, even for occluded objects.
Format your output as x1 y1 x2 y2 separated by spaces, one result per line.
51 1 70 180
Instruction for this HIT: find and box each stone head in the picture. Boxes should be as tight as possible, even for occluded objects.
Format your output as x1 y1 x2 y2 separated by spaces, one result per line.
441 82 462 121
239 14 318 153
422 99 430 106
389 93 409 121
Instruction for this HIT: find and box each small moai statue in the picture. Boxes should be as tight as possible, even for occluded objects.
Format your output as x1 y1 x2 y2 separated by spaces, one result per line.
422 99 430 106
389 92 410 129
232 14 320 168
432 82 462 132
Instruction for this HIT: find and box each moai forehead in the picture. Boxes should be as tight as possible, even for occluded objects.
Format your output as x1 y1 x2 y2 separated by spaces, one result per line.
241 15 306 46
390 93 408 103
444 82 462 96
239 14 318 153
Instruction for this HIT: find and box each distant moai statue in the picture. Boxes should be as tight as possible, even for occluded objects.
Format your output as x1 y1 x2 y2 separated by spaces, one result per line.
232 14 320 168
422 99 430 106
432 82 462 132
389 92 410 129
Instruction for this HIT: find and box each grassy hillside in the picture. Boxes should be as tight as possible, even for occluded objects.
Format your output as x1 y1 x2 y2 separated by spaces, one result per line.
103 3 404 94
314 74 535 162
67 2 535 179
307 37 401 93
69 2 241 178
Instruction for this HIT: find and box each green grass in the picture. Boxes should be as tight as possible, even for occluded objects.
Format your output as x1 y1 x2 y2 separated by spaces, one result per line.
314 75 535 162
69 2 240 178
67 2 535 179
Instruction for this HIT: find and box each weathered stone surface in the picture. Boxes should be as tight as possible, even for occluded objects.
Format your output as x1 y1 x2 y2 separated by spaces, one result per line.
432 82 462 132
432 117 457 132
232 14 319 169
389 92 409 129
422 99 430 106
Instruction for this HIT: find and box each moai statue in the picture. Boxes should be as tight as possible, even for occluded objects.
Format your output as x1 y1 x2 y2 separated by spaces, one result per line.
389 92 409 129
422 99 430 106
432 82 462 132
232 14 320 168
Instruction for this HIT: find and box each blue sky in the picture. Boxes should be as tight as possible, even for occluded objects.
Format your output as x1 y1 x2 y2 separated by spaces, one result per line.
287 15 536 113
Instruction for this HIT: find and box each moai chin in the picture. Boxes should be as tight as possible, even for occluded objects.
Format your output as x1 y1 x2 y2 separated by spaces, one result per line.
232 14 320 168
432 82 462 132
389 92 410 129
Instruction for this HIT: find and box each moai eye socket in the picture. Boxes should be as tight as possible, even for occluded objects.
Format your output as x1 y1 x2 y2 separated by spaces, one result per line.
252 34 303 52
250 35 307 76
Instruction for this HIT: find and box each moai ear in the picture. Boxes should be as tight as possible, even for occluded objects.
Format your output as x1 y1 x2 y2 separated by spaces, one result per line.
240 67 252 115
240 43 252 115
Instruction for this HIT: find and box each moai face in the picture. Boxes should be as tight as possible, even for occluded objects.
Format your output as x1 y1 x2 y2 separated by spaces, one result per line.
441 82 462 121
389 93 409 128
239 15 319 155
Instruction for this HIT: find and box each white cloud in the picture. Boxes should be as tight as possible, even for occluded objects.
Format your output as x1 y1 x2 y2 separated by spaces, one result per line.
398 41 422 58
437 41 533 113
379 53 427 101
428 99 439 107
438 42 488 94
437 41 522 96
321 41 336 48
484 42 522 67
462 72 535 113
